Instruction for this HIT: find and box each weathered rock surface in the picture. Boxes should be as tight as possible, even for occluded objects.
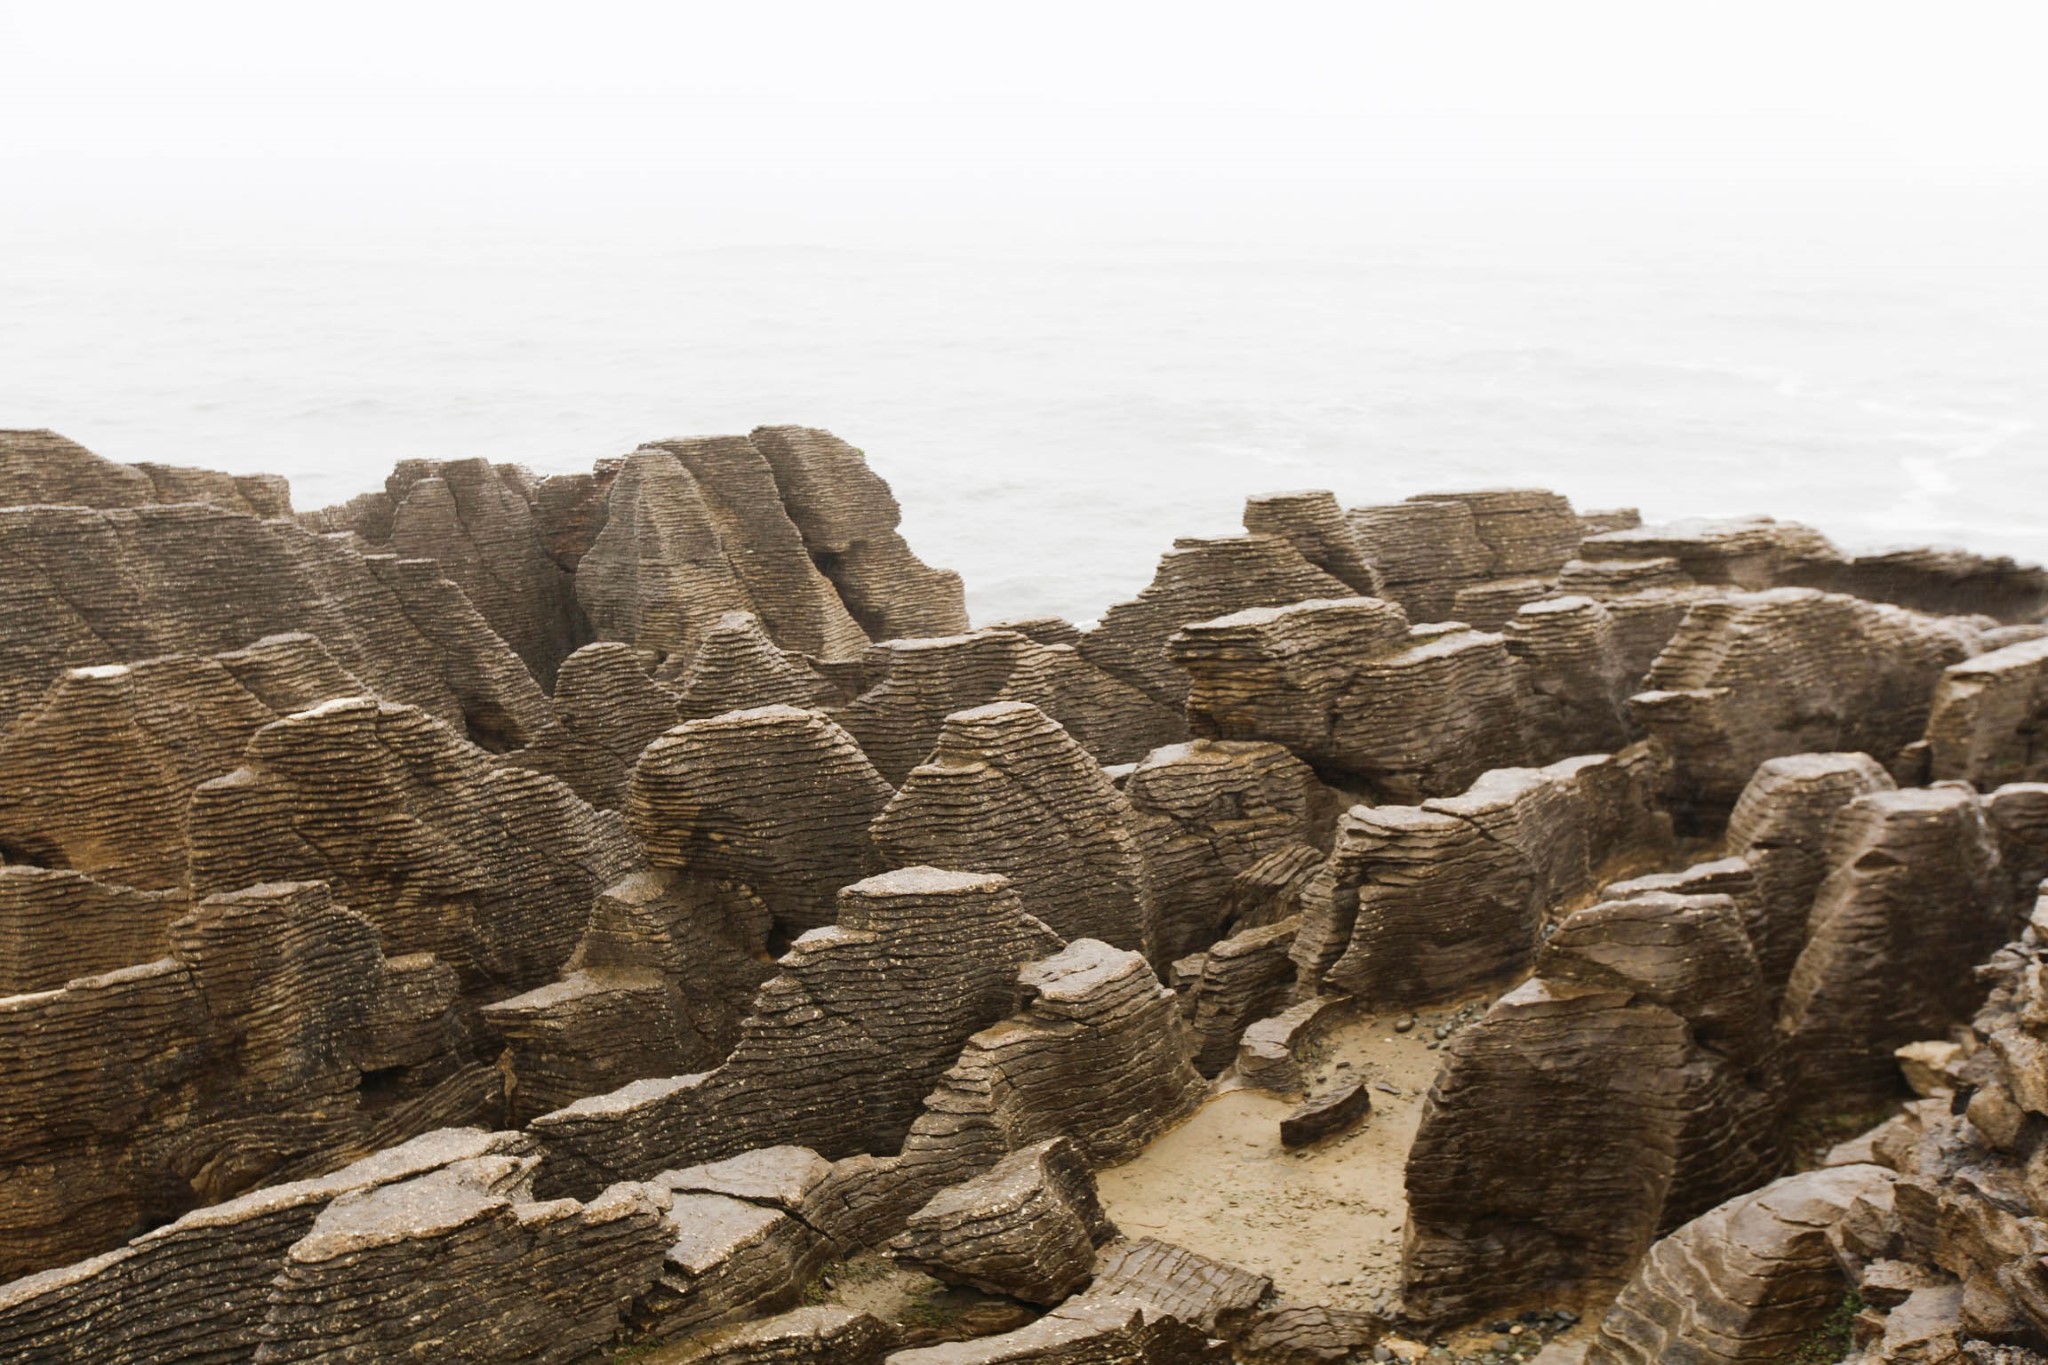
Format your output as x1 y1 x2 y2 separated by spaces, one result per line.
533 868 1064 1196
1080 534 1352 707
871 702 1156 956
1631 588 1980 821
749 425 970 640
482 870 775 1123
1402 888 1782 1324
1 429 291 517
629 705 893 939
1778 785 2009 1112
1720 752 1899 1001
376 458 588 688
1242 491 1384 596
1235 1304 1385 1364
0 633 366 887
1088 1237 1273 1338
1584 1163 1897 1365
1179 916 1301 1076
1504 594 1633 761
1121 740 1324 965
1296 752 1671 1006
0 883 483 1281
0 501 554 745
1171 596 1525 799
0 866 182 995
665 1304 890 1364
840 630 1182 783
885 1292 1228 1363
187 697 640 996
250 1151 670 1363
574 442 870 669
1346 489 1581 623
669 611 838 718
895 939 1205 1192
1922 636 2048 788
0 1127 526 1365
890 1138 1119 1304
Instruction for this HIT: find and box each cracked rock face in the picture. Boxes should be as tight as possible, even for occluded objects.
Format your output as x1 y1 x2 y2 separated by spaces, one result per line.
1080 534 1354 708
1923 636 2048 788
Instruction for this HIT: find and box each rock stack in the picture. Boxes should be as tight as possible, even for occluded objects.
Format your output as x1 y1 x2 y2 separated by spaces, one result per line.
5 427 2048 1363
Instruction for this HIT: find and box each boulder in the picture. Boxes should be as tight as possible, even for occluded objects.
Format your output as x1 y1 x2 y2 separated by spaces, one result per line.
890 1137 1119 1304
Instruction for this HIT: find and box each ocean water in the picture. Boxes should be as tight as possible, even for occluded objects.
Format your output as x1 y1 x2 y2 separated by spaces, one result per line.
6 206 2044 627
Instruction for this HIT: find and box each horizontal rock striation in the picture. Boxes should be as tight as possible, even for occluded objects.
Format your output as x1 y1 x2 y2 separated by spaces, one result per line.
1346 488 1582 623
1630 588 1980 823
871 702 1157 956
187 697 640 997
1921 635 2048 788
0 883 483 1281
532 868 1064 1197
1293 750 1672 1006
1 429 290 517
628 705 893 940
1584 1163 1898 1365
889 1137 1119 1304
1402 885 1783 1325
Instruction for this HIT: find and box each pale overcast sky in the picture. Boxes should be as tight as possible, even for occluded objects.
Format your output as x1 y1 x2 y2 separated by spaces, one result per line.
4 2 2044 246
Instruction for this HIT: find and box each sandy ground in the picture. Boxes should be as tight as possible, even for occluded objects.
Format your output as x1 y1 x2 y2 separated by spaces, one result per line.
1094 997 1494 1316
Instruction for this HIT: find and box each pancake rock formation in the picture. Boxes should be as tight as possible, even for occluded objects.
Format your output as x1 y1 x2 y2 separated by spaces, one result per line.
9 427 2048 1364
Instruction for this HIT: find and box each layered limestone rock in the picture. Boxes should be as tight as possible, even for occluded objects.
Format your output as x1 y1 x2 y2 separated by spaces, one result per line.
532 869 1065 1197
0 1127 527 1365
1720 752 1899 1002
1631 588 1980 822
893 939 1205 1193
1178 916 1301 1076
1503 594 1633 762
838 629 1182 784
889 1138 1120 1304
1170 596 1526 800
1 429 290 517
0 634 366 888
482 870 776 1124
1921 636 2048 788
1346 489 1581 623
1778 785 2009 1112
664 1305 889 1364
748 426 969 640
1582 516 1844 591
628 705 893 939
1790 545 2048 623
575 441 869 669
1584 1163 1897 1365
871 702 1157 956
1078 535 1352 707
250 1151 670 1364
1402 890 1782 1325
187 698 640 996
0 867 182 995
0 501 554 745
376 458 587 688
884 1293 1228 1363
0 883 481 1281
1088 1237 1272 1339
1294 752 1672 1006
519 640 684 805
669 612 837 720
1120 740 1324 965
1241 491 1384 596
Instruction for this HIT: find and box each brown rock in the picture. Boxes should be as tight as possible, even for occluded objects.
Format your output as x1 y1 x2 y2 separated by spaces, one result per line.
890 1137 1119 1304
1279 1079 1371 1147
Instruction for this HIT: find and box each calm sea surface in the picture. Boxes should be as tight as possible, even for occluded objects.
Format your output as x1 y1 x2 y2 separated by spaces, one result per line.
6 217 2044 626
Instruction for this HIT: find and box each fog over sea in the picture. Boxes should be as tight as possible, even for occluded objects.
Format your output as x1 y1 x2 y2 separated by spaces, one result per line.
6 192 2044 628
